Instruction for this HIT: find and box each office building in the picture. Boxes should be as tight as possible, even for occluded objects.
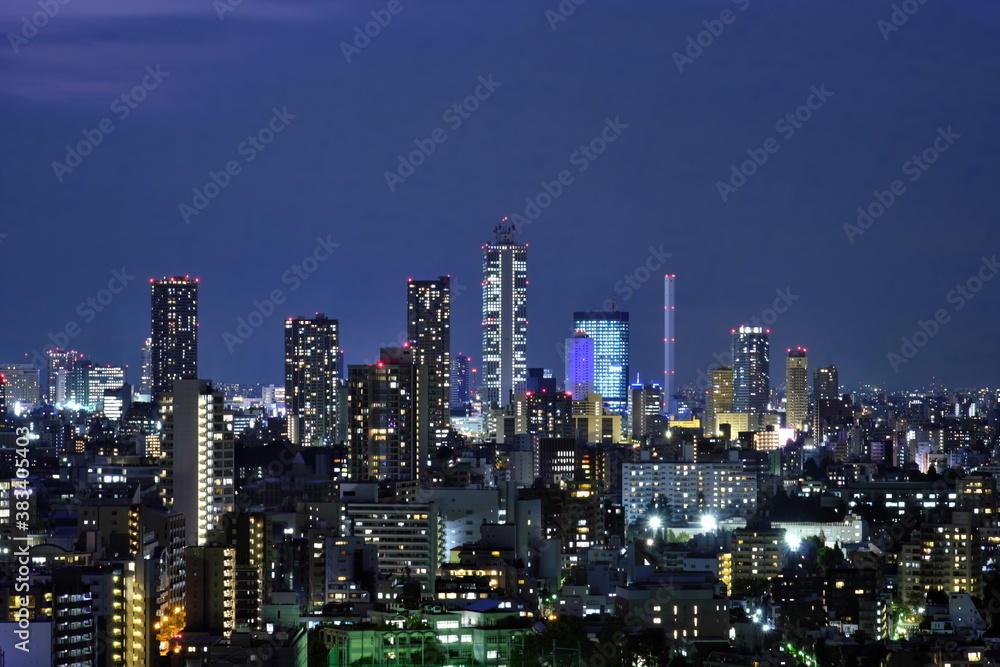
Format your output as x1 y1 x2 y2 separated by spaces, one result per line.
0 363 39 413
150 276 198 400
630 382 663 442
450 353 472 414
786 347 808 431
564 330 594 399
407 276 451 448
285 314 340 447
732 326 769 415
481 220 527 408
572 311 629 416
705 366 733 437
46 347 79 405
160 379 234 547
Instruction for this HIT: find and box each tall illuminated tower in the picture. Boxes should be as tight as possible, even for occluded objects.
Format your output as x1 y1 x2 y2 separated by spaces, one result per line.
786 347 808 431
573 311 630 415
663 274 675 413
732 326 769 416
565 330 594 399
407 276 451 448
285 315 340 446
481 220 527 408
151 276 198 401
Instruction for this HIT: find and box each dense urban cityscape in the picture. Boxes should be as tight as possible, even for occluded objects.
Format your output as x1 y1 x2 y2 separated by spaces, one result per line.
3 1 999 667
2 219 1000 666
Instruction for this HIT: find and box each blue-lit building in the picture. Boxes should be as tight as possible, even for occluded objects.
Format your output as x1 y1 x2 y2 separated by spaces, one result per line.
732 325 770 416
564 330 594 399
572 311 629 416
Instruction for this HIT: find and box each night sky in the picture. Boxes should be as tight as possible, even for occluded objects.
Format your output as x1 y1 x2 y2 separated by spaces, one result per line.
2 0 999 393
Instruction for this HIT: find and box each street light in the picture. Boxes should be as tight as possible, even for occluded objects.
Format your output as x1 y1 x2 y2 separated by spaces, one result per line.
700 515 717 532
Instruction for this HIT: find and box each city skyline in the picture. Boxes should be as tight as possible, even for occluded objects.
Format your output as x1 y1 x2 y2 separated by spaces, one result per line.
2 1 999 393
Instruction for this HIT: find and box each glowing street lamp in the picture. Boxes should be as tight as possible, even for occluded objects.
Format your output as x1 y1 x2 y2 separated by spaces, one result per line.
786 534 802 551
649 516 662 530
700 515 717 532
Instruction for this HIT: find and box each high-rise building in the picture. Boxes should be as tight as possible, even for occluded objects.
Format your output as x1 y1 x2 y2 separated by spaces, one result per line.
139 337 153 399
0 363 38 414
814 364 839 441
407 276 451 448
160 379 234 547
450 353 472 414
663 274 676 413
630 382 664 442
732 326 769 416
285 315 340 447
65 361 126 410
151 276 198 400
705 366 734 437
45 347 79 405
348 347 428 481
572 312 630 415
481 220 527 408
786 347 808 431
564 330 594 399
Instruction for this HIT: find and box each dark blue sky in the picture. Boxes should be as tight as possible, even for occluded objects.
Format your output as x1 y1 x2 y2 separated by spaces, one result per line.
1 0 998 392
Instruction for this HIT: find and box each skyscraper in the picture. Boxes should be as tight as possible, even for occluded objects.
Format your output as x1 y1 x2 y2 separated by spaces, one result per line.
139 337 153 399
407 276 451 448
705 365 734 437
151 276 198 401
663 274 676 413
564 330 594 399
732 326 769 416
284 315 340 447
786 347 808 431
161 379 234 547
348 347 428 481
481 220 527 408
450 353 471 414
572 311 630 415
630 381 664 442
814 365 839 441
45 347 78 405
